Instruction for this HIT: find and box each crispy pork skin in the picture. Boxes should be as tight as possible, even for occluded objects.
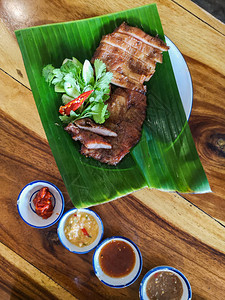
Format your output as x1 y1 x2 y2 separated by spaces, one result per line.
81 88 147 165
64 123 112 149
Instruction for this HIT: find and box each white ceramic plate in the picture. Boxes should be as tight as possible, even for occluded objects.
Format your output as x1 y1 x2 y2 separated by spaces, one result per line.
166 36 193 120
17 180 64 228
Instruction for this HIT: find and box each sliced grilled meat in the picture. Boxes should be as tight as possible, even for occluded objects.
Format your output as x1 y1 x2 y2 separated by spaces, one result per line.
100 37 156 68
91 22 168 92
81 88 147 165
109 72 146 94
111 32 163 63
75 118 117 137
92 46 149 92
64 123 112 149
116 22 169 52
95 43 155 76
92 46 148 83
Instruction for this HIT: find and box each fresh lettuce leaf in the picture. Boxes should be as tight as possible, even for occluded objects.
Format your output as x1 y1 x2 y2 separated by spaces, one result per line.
42 64 55 84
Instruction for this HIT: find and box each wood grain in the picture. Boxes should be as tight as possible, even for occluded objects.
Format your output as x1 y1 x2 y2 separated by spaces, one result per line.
174 0 225 34
1 0 225 299
0 243 76 300
1 70 225 299
180 55 225 222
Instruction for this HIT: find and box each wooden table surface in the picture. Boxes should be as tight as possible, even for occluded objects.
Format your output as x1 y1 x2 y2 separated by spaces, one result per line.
0 0 225 299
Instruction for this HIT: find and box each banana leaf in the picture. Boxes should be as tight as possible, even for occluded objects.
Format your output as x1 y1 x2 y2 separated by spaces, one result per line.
15 4 211 208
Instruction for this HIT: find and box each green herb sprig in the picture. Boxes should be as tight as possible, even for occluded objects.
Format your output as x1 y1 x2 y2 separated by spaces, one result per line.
42 58 112 124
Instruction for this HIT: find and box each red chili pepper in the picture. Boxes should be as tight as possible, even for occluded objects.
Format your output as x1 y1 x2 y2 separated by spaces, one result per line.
81 228 90 237
59 90 94 116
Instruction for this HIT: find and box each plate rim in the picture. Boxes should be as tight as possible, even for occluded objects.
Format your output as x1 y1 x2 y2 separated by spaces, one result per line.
165 36 193 121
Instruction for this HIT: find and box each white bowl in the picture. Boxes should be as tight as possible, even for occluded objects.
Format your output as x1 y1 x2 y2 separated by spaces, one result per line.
93 236 143 288
139 266 192 300
17 180 64 229
57 208 104 254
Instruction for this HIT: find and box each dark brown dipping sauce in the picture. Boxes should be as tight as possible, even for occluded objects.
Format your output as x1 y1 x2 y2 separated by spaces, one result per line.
99 240 136 277
146 271 183 300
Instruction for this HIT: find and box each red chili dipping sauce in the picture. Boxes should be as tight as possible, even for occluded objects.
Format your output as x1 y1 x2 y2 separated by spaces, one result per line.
99 240 136 277
33 187 53 219
146 271 183 300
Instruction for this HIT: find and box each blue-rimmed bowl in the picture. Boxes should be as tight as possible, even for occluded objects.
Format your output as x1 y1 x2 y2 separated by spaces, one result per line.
57 208 104 254
139 266 192 300
93 236 142 288
17 180 64 229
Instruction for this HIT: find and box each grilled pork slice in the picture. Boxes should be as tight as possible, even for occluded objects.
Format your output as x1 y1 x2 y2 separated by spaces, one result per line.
101 36 156 68
81 88 147 165
109 72 146 94
111 32 163 63
75 118 117 137
92 22 168 91
64 123 112 149
116 22 169 52
95 43 155 75
92 46 150 86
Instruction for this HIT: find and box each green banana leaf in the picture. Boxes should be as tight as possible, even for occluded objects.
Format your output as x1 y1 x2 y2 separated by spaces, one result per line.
15 4 211 208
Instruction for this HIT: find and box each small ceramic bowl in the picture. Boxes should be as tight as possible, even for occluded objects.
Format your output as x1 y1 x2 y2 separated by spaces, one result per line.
139 266 192 300
93 236 143 288
17 180 64 229
57 208 104 254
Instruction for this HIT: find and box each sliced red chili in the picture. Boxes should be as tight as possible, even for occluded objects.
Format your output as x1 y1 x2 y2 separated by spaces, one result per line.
59 90 94 116
81 228 90 237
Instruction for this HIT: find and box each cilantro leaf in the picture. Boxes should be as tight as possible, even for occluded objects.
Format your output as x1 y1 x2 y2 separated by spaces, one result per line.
59 110 80 123
91 103 109 124
95 72 113 89
94 59 106 81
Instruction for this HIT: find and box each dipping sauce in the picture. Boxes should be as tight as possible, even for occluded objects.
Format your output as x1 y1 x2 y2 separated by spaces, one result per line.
146 271 183 300
99 240 136 277
64 211 99 247
33 187 53 219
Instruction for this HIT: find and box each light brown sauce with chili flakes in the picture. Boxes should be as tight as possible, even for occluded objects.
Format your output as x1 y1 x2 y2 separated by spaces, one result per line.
99 240 136 277
146 271 183 300
64 211 99 247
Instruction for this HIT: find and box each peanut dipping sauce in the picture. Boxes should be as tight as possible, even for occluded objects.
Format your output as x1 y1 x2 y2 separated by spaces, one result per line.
146 271 183 300
99 240 136 277
64 211 99 247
